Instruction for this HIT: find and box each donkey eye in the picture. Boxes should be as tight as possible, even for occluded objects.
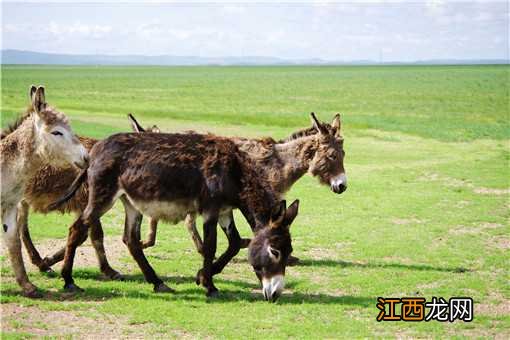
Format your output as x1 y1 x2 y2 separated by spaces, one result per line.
51 131 63 136
269 247 281 259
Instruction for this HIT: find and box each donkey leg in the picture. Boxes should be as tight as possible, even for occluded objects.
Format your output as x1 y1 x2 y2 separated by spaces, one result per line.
121 197 173 293
185 214 204 255
40 247 65 268
195 213 218 297
61 216 89 292
141 218 158 249
3 206 41 298
89 219 123 280
211 211 241 276
17 201 53 274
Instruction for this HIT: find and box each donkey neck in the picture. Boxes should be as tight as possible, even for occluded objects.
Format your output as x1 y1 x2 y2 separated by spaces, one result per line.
1 115 45 175
235 156 278 232
269 134 318 194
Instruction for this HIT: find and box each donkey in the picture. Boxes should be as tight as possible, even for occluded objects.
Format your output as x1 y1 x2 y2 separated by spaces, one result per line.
1 85 88 297
138 113 347 268
16 114 159 278
52 132 300 301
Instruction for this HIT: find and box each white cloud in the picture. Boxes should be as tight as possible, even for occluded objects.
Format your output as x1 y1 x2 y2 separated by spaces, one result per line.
47 21 112 38
425 0 446 16
136 22 164 38
266 30 286 44
4 24 21 33
474 12 493 22
221 5 246 14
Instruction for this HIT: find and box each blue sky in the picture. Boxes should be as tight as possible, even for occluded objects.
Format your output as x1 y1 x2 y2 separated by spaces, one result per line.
2 1 508 61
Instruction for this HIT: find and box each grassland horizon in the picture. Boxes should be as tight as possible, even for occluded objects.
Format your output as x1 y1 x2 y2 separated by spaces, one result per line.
1 65 508 338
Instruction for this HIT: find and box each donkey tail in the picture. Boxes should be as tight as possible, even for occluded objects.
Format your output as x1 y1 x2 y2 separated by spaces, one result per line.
47 168 88 210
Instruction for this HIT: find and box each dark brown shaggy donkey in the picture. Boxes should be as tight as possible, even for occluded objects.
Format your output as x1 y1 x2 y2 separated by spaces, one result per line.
15 114 159 279
138 113 347 268
52 132 299 301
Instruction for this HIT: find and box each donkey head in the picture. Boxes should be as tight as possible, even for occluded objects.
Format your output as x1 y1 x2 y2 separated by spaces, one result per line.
128 113 161 133
30 85 88 169
308 112 347 194
248 199 299 302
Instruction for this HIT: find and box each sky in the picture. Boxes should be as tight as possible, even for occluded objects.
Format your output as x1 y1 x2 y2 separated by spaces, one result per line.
1 1 509 62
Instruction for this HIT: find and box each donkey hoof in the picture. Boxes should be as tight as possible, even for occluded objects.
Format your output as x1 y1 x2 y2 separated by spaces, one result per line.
106 271 124 281
40 267 57 277
23 287 42 299
206 288 219 298
286 255 300 266
154 283 175 293
64 283 84 293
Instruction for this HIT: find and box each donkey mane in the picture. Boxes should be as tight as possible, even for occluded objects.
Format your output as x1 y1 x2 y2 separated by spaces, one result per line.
278 123 332 143
0 104 70 140
0 106 33 140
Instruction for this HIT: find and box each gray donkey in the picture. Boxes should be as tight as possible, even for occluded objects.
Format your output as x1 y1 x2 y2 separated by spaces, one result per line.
1 86 88 297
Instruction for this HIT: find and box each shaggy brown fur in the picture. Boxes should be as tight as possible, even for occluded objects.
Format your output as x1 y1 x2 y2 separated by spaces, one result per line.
53 131 298 300
142 114 346 269
26 136 96 214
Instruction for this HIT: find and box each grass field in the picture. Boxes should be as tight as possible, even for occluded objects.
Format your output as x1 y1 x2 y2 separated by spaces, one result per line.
1 65 509 338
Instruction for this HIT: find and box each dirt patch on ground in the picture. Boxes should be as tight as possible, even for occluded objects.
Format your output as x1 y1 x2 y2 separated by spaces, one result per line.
1 236 135 275
302 247 340 260
1 303 192 338
449 222 504 235
419 172 510 196
474 187 510 196
486 236 510 250
392 217 424 225
476 291 510 318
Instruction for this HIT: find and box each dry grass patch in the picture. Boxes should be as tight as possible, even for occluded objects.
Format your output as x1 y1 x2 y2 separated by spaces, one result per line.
1 303 192 338
449 222 504 236
1 236 135 276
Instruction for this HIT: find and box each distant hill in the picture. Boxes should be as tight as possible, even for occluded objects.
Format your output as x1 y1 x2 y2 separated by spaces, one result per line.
1 49 508 66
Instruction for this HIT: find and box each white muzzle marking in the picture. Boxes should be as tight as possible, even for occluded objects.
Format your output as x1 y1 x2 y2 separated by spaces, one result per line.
262 274 285 302
331 173 347 187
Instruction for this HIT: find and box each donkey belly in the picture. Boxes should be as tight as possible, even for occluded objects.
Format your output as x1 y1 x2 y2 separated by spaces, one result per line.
126 195 198 225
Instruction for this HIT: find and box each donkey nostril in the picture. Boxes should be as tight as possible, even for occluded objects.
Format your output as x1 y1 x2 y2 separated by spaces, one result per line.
263 288 269 301
271 291 281 302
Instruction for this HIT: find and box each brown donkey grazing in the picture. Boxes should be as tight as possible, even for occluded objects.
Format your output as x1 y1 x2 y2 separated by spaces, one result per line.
16 114 159 278
52 132 299 301
1 86 88 297
139 113 347 267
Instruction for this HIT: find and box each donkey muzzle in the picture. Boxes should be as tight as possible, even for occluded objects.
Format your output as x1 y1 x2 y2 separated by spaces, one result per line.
331 173 347 194
262 274 284 302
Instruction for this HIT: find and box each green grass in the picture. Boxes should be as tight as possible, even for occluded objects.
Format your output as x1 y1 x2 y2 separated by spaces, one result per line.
1 65 509 338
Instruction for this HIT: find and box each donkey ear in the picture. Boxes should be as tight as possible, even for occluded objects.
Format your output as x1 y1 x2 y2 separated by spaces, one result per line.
331 114 341 136
310 112 328 135
29 85 37 101
128 113 145 133
284 199 299 227
32 86 46 114
270 200 286 226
